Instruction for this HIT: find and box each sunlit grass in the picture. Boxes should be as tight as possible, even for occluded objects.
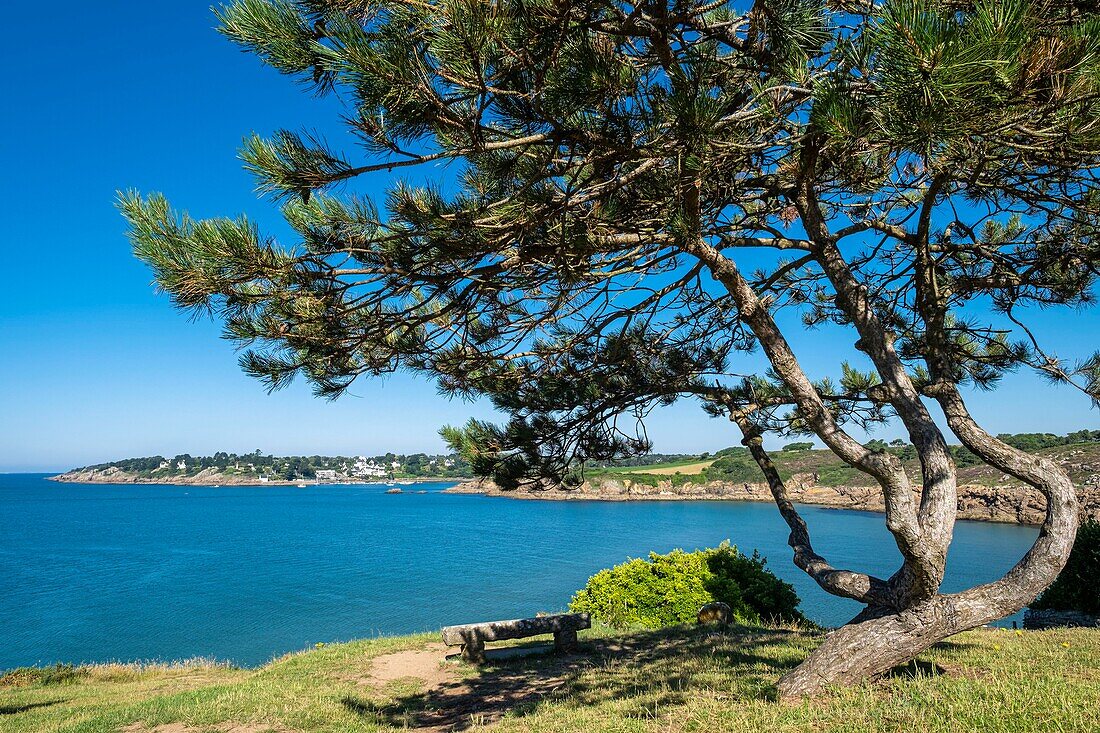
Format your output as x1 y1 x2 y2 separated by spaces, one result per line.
1 626 1097 733
591 458 716 476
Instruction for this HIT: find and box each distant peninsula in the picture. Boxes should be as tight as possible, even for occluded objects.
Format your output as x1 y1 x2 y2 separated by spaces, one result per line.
49 450 473 486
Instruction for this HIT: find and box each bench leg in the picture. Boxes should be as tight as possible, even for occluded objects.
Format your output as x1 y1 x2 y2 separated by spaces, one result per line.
554 629 578 652
462 634 486 664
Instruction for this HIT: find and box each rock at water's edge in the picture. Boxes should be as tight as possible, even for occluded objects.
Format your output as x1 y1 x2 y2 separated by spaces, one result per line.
442 476 1099 526
1023 609 1100 629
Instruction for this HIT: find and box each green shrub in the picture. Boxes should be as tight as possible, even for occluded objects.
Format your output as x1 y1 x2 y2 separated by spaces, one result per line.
814 463 870 486
705 453 772 483
705 546 803 622
601 472 659 487
569 543 803 629
1031 519 1100 615
670 472 708 487
949 445 983 468
712 446 750 458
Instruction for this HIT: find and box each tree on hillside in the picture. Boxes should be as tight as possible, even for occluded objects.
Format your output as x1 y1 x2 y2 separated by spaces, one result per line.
121 0 1100 697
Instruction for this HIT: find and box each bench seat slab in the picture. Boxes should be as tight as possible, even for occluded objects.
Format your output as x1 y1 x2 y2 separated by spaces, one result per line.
441 613 590 662
441 613 590 645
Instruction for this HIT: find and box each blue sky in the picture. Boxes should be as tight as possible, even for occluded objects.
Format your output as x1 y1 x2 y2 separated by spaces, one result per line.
1 3 1096 472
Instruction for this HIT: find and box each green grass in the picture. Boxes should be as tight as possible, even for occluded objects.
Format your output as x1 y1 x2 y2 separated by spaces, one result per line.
2 625 1098 732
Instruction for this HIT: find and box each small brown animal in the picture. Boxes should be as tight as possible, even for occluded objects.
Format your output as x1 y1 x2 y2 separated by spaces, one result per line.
696 601 732 625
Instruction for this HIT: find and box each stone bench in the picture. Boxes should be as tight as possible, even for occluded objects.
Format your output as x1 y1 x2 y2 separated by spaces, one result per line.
441 612 590 663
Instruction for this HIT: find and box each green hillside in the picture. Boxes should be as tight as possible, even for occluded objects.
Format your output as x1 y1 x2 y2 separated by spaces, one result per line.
587 432 1100 489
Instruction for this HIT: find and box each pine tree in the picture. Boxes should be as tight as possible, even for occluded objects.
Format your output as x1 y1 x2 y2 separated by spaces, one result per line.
121 0 1100 696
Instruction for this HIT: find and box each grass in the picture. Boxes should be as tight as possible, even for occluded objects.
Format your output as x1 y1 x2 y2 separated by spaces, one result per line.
613 460 715 476
2 625 1098 733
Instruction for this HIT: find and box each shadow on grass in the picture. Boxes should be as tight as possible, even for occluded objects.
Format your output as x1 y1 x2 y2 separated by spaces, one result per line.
342 624 807 731
931 639 980 652
888 659 946 679
0 700 65 715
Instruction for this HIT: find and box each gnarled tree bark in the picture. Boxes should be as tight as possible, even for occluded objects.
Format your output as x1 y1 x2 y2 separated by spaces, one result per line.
687 188 1080 699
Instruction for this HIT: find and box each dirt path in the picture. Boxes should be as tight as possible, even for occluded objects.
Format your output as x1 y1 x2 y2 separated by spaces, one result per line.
359 642 591 732
367 643 457 689
121 724 282 733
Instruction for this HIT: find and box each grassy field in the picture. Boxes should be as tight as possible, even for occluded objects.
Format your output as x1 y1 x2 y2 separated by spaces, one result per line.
614 459 715 476
2 624 1098 733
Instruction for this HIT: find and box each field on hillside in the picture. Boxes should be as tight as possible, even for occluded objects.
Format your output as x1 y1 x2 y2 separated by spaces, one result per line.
615 459 715 476
2 625 1098 733
593 441 1100 489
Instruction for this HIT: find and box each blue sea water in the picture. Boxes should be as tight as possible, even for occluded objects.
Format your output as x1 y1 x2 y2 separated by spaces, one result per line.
0 473 1038 671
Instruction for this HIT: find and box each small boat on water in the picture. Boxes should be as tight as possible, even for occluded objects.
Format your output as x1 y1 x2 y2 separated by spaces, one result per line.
296 483 308 488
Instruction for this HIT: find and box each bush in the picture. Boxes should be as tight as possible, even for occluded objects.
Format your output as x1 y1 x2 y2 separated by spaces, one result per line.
950 445 983 468
1031 519 1100 615
569 543 803 629
814 463 872 486
671 472 708 487
705 453 772 483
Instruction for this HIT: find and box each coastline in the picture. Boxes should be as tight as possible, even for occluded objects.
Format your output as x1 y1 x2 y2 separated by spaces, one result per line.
48 466 1100 527
48 467 461 487
444 477 1100 527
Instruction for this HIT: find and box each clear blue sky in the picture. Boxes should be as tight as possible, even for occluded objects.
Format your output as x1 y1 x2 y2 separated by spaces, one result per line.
1 3 1096 472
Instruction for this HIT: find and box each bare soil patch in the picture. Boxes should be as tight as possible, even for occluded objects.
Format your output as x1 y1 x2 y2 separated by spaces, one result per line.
619 460 714 476
367 644 456 689
343 630 750 731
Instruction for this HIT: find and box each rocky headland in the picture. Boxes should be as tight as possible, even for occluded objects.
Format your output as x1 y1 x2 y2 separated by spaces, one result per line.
445 474 1100 526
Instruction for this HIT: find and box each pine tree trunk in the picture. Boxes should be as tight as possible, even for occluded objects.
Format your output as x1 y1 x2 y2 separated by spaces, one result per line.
776 425 1079 700
777 598 961 698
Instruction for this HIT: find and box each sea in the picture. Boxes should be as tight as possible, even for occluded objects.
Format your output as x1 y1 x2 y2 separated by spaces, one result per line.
0 473 1039 671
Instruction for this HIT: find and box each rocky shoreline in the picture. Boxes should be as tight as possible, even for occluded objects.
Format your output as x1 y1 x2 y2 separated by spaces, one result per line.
51 465 1100 526
445 475 1100 526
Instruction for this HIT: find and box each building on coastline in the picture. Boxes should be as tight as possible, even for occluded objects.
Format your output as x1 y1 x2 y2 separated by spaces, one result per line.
351 456 389 478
